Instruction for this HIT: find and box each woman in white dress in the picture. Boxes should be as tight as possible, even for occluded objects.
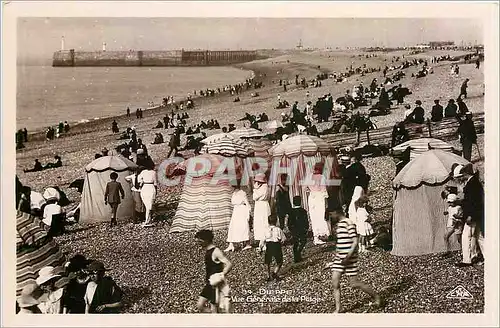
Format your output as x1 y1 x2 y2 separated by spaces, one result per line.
348 185 365 221
225 182 252 252
137 162 157 228
307 165 331 245
252 173 270 243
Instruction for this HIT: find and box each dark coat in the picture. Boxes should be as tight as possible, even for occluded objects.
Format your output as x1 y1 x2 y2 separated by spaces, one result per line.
288 207 309 235
462 174 484 233
457 118 477 144
340 162 368 205
444 103 458 117
431 104 444 122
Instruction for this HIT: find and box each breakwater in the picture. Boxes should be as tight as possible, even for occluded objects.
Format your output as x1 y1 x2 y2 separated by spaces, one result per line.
52 49 258 67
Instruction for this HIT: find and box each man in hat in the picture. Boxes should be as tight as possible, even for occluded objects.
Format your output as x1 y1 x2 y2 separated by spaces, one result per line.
84 261 123 313
457 112 477 161
459 78 470 99
453 164 484 267
431 99 444 122
408 100 425 124
444 99 458 118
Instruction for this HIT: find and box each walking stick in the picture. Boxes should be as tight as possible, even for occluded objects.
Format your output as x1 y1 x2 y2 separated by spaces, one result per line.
475 143 482 160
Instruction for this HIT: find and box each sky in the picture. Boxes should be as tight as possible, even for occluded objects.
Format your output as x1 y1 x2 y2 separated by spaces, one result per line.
17 18 483 62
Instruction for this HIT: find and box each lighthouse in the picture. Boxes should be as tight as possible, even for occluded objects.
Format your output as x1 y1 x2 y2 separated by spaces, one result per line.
102 41 107 52
61 36 65 51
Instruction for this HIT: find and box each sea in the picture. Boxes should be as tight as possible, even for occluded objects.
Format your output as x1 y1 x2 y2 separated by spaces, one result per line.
16 64 254 131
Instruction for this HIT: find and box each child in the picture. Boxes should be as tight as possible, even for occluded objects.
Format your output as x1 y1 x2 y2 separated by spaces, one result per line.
104 172 125 227
443 193 463 254
354 196 374 252
328 211 382 313
260 216 286 281
17 283 43 314
288 196 309 263
195 230 233 313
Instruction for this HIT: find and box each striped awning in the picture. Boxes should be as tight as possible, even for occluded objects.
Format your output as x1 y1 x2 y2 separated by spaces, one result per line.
201 133 235 144
269 134 333 158
16 211 65 296
229 127 265 139
392 138 456 160
201 136 254 158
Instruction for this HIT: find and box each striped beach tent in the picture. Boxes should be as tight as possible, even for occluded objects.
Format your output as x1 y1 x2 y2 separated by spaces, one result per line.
392 150 470 256
17 211 65 296
391 138 457 160
268 135 341 214
170 154 243 233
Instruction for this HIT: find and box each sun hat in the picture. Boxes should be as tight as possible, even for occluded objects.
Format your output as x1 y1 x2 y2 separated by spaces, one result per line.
452 164 465 178
36 266 61 285
446 194 458 203
87 260 109 272
17 283 43 308
254 173 267 184
43 187 60 202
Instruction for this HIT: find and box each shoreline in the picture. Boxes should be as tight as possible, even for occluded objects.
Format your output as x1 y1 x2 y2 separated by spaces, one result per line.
19 58 325 143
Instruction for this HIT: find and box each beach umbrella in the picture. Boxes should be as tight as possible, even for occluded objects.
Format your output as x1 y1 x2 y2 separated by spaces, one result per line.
265 120 284 130
229 127 264 139
201 133 235 144
392 150 470 256
84 154 137 173
393 149 470 189
201 136 254 158
392 138 456 160
169 153 241 178
269 134 333 158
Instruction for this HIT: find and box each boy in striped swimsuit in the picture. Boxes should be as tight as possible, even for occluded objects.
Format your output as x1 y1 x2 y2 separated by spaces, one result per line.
329 211 382 313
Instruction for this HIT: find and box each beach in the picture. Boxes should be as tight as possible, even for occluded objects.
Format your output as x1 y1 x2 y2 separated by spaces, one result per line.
15 49 485 313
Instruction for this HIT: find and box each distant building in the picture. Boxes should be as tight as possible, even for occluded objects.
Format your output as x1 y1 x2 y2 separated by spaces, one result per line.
415 43 431 49
429 41 455 48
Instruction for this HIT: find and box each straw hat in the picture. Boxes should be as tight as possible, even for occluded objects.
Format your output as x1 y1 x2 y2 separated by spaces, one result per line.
43 187 60 202
87 261 109 272
36 266 61 285
254 173 267 184
452 164 465 178
446 194 458 203
17 283 42 308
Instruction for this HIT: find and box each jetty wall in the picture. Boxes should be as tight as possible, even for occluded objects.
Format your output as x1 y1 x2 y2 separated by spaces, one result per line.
52 50 258 67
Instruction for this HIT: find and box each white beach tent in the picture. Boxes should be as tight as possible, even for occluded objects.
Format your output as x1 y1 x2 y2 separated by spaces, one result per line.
80 155 138 223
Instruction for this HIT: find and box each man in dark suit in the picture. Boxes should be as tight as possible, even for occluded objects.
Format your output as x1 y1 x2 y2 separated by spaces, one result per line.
453 164 484 267
430 99 444 122
457 112 477 161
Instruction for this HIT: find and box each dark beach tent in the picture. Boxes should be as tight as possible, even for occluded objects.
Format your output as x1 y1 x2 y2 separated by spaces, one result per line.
69 178 85 193
80 155 138 223
392 150 470 256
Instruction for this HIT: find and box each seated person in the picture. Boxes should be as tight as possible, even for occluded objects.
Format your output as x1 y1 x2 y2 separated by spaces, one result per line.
221 126 228 133
24 159 43 173
193 126 201 134
185 127 194 135
234 97 241 102
213 120 221 129
44 156 62 169
228 124 236 132
154 121 164 129
42 197 66 237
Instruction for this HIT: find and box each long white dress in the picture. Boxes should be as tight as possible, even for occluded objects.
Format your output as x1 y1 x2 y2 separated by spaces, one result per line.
252 183 270 241
227 189 251 243
138 169 157 225
355 207 374 236
308 174 330 238
348 186 364 221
